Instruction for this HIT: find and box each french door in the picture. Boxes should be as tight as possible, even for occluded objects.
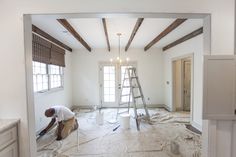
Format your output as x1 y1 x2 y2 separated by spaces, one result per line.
99 62 136 107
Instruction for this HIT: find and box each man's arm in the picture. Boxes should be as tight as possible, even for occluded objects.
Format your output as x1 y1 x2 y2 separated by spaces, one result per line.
39 118 56 136
56 121 63 140
45 117 56 131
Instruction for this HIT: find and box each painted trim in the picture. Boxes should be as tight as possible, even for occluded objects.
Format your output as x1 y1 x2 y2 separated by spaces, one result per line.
192 120 202 132
24 15 37 157
31 13 210 19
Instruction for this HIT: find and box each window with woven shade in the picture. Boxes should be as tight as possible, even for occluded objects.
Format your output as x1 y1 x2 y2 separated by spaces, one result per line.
32 33 65 92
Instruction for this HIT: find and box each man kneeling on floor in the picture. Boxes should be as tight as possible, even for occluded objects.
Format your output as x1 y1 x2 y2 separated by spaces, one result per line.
39 106 78 141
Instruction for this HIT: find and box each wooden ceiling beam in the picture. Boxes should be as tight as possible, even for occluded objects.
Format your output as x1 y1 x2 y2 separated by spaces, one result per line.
125 18 144 51
57 19 92 52
144 18 187 51
162 27 203 51
102 18 111 51
32 25 72 52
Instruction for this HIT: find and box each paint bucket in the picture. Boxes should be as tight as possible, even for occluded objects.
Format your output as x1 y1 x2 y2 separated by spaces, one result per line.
120 113 130 130
96 112 104 125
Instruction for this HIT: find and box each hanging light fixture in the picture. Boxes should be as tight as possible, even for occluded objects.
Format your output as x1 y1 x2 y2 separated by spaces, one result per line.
110 33 129 64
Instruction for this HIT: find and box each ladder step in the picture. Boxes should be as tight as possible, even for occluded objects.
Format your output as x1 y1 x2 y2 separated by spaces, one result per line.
131 77 138 79
122 86 139 88
136 115 149 120
122 86 130 88
121 94 130 97
134 96 142 99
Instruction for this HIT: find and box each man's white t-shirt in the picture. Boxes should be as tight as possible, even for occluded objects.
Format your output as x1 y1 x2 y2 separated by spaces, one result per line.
52 106 75 122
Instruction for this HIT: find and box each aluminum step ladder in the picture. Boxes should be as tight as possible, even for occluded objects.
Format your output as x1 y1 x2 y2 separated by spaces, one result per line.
116 67 150 130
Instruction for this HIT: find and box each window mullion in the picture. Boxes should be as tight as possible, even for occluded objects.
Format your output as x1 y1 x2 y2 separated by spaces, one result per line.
47 64 51 90
61 67 64 88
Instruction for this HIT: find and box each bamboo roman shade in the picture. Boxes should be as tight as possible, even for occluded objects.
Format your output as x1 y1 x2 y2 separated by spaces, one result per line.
50 44 65 67
32 33 65 67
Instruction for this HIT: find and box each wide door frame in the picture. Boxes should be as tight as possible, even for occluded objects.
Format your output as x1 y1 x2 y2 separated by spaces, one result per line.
172 54 194 124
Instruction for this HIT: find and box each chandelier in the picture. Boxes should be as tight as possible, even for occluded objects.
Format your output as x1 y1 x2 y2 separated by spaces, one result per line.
110 33 129 64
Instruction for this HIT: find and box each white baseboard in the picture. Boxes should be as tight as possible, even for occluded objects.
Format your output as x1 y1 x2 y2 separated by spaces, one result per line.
146 104 166 108
71 105 94 110
163 104 171 111
191 120 202 132
72 104 167 109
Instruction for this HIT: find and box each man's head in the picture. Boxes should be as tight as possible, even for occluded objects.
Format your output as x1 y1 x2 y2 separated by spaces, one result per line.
45 108 55 117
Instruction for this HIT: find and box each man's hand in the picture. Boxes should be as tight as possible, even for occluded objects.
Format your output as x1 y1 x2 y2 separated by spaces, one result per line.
56 135 62 141
39 129 47 136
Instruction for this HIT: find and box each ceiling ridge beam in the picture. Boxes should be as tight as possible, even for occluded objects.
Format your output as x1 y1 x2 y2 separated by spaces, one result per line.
102 18 111 51
57 19 92 52
125 18 144 51
144 18 187 51
32 25 72 52
162 27 203 51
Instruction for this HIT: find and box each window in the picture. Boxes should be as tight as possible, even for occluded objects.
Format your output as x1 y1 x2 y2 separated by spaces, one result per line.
49 65 63 89
33 61 64 93
33 62 48 92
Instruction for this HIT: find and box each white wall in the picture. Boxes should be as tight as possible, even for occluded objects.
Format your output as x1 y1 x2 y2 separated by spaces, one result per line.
163 34 204 130
71 48 164 107
34 52 73 132
0 0 234 157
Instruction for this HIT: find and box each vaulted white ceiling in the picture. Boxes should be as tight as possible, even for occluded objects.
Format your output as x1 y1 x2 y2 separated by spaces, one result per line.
32 16 203 51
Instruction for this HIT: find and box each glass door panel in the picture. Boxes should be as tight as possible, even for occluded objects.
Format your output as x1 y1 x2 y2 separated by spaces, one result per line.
103 66 116 103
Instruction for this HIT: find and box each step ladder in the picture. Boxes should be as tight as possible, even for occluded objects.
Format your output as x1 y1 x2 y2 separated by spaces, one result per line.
116 67 150 130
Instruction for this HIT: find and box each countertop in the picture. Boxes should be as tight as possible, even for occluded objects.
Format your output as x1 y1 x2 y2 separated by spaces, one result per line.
0 119 19 133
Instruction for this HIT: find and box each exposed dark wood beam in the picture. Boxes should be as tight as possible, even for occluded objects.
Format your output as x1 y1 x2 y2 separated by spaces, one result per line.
57 19 92 52
144 18 187 51
32 25 72 52
163 27 203 51
102 18 111 51
125 18 144 51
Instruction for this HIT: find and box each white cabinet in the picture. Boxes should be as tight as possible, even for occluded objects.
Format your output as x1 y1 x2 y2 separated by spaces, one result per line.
0 121 19 157
203 55 236 120
0 142 18 157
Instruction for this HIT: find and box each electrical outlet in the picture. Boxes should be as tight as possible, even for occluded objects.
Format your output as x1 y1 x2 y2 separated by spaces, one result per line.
147 97 150 101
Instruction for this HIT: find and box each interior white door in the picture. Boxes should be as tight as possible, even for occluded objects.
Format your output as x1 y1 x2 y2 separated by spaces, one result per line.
100 63 117 107
183 60 191 111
